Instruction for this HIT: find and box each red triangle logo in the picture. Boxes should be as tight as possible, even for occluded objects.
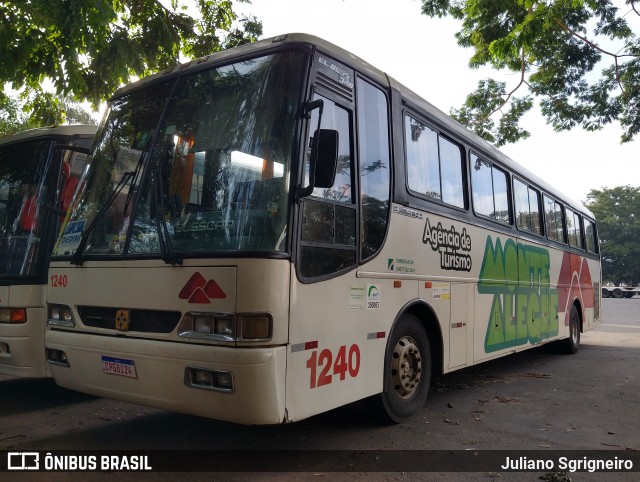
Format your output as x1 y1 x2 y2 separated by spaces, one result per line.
203 279 226 299
179 272 207 299
188 288 211 304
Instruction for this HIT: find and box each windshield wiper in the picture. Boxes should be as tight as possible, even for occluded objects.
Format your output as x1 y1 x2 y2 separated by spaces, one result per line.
70 169 136 265
70 149 147 266
123 154 145 216
153 165 182 265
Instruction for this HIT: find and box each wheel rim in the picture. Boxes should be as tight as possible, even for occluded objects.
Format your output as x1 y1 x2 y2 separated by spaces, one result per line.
391 335 422 399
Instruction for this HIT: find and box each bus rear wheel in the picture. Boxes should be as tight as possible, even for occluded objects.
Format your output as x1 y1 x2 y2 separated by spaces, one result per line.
558 305 581 354
367 313 431 423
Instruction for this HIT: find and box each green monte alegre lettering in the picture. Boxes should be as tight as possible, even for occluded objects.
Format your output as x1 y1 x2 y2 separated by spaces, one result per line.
478 236 559 353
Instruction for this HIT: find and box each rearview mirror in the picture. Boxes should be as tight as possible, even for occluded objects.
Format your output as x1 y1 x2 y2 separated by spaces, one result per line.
310 129 338 189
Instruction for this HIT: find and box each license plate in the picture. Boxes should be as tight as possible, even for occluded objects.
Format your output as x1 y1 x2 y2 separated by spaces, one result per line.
101 356 137 378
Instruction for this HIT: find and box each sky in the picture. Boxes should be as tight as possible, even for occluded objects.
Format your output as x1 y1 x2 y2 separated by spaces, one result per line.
235 0 639 204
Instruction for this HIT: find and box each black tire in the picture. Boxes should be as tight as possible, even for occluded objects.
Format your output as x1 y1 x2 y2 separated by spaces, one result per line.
366 313 431 423
612 288 623 299
623 292 635 299
601 288 610 298
558 305 581 354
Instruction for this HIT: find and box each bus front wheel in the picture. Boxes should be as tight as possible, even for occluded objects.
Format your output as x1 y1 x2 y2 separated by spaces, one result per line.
368 313 431 423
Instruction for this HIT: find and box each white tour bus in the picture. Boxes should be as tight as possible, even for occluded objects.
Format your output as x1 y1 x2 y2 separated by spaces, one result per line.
0 125 95 378
45 34 600 424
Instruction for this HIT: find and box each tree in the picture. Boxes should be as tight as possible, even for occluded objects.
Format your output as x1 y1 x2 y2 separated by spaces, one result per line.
0 91 96 137
585 186 640 284
0 0 262 130
421 0 640 146
0 93 33 137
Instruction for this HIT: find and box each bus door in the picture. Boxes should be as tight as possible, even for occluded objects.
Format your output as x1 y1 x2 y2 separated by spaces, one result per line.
449 283 470 368
287 87 365 421
286 58 392 421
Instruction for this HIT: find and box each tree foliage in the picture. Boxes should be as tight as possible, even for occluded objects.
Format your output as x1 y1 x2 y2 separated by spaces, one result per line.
0 91 96 137
0 93 33 137
585 186 640 284
0 0 262 132
421 0 640 146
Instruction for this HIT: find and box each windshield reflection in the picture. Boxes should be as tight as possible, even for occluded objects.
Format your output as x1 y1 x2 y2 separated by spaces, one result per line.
57 52 305 258
0 139 52 277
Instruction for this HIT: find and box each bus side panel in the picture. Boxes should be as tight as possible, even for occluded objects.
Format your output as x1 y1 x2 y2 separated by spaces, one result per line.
473 231 519 363
584 257 602 329
514 238 554 351
285 266 398 422
555 251 599 334
286 211 434 421
0 285 48 378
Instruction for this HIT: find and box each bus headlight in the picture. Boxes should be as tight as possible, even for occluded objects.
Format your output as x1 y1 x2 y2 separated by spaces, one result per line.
48 304 75 327
178 312 272 342
179 313 236 341
214 317 234 336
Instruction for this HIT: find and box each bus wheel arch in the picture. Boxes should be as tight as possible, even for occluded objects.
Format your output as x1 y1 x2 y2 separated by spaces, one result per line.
403 301 443 379
366 301 443 423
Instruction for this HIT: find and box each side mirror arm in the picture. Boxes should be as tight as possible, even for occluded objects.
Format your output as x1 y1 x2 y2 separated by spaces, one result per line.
296 99 324 199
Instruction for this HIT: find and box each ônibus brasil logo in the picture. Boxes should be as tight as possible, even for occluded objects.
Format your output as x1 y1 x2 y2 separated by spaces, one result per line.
179 272 226 304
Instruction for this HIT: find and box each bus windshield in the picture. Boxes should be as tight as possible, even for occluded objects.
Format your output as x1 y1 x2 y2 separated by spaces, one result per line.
56 51 306 259
0 139 54 277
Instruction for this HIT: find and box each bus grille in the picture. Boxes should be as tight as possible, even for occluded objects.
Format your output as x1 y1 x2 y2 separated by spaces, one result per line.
77 306 181 333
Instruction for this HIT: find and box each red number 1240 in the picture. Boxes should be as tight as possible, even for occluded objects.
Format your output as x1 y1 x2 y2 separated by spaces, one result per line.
306 344 361 389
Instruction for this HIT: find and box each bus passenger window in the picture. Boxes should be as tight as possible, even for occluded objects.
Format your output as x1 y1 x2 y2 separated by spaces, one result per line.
405 117 439 199
404 115 465 208
585 219 598 253
514 179 542 234
544 195 565 243
574 213 584 248
471 154 510 223
566 209 583 248
439 136 465 208
529 188 542 234
357 78 390 260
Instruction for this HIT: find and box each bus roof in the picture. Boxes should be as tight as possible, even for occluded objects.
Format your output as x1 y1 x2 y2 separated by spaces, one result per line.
0 124 97 146
112 33 593 219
